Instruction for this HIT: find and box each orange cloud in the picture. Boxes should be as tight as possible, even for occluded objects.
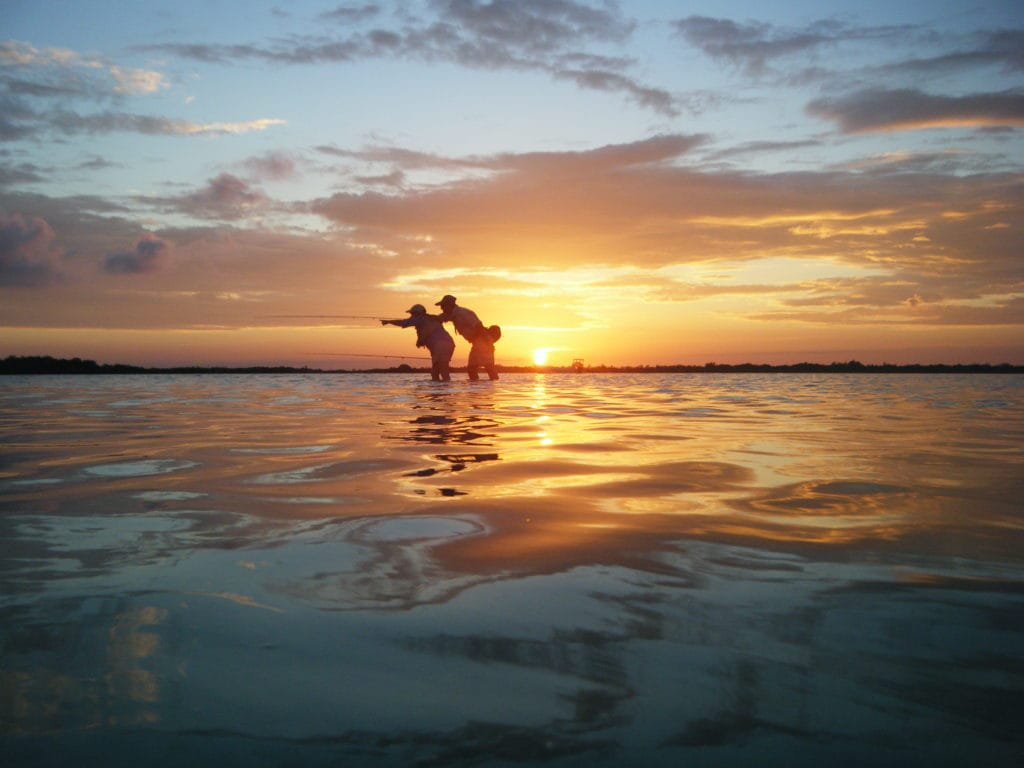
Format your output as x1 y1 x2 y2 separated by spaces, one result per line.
3 132 1021 366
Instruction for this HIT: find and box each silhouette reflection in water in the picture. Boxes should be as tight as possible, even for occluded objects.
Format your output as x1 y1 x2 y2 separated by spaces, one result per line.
389 388 501 497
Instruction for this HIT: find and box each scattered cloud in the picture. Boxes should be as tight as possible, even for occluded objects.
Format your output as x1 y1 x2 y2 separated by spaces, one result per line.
139 0 676 114
1 39 281 140
0 39 168 96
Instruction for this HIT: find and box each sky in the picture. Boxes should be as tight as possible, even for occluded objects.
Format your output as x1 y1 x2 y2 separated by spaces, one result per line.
1 0 1022 369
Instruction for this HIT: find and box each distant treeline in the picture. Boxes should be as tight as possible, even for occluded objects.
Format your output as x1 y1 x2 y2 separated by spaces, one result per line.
575 361 1024 374
0 356 316 375
2 355 1022 375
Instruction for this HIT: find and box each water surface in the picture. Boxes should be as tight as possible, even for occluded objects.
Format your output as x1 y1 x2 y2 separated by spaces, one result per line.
1 373 1022 766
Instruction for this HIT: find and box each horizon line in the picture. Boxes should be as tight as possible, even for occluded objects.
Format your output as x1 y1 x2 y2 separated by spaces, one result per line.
2 355 1023 375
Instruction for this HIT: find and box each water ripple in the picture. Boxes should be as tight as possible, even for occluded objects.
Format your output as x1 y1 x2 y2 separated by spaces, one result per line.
1 372 1022 763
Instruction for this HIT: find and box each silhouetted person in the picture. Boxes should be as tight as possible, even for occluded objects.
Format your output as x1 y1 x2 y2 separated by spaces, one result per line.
435 294 500 381
381 304 455 381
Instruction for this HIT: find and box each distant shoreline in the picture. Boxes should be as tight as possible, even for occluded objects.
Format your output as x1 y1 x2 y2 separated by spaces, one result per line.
2 355 1022 375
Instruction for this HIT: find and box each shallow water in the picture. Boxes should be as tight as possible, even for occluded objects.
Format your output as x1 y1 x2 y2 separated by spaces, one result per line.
1 373 1022 766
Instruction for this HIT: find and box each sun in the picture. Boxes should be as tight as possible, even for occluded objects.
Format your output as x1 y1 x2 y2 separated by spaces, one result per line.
532 348 548 366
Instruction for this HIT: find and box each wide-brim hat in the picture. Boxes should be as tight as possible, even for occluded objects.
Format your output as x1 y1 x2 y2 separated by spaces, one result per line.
435 294 457 306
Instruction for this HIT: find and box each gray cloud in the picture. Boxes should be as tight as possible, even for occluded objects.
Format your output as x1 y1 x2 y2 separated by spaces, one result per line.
49 109 284 137
142 0 631 66
986 28 1024 71
1 74 93 99
176 173 271 220
354 169 406 187
0 38 283 140
832 149 1016 175
103 233 173 274
320 4 382 24
0 162 46 185
874 29 1024 79
807 88 1024 133
497 133 706 173
0 96 285 139
432 0 633 52
673 14 1024 102
0 95 39 140
76 156 119 172
133 42 274 65
705 139 821 162
242 151 299 181
316 143 482 170
554 68 677 115
320 133 704 176
753 294 1024 327
0 211 63 286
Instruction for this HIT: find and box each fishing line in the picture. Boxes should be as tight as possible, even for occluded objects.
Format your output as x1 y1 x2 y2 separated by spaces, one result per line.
308 352 432 360
259 314 385 320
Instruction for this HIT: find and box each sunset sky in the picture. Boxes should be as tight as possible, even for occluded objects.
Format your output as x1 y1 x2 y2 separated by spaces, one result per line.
2 0 1022 368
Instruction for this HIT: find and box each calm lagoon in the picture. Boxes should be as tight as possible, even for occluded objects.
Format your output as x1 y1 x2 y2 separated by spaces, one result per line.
1 373 1022 766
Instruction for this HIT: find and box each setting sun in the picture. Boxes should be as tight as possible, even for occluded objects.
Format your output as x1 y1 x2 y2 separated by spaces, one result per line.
532 348 549 366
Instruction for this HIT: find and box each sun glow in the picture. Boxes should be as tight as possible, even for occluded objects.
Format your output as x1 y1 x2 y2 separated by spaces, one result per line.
532 348 549 366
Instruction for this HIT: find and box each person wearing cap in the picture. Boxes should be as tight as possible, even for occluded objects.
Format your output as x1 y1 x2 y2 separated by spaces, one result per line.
381 304 455 381
434 295 499 381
